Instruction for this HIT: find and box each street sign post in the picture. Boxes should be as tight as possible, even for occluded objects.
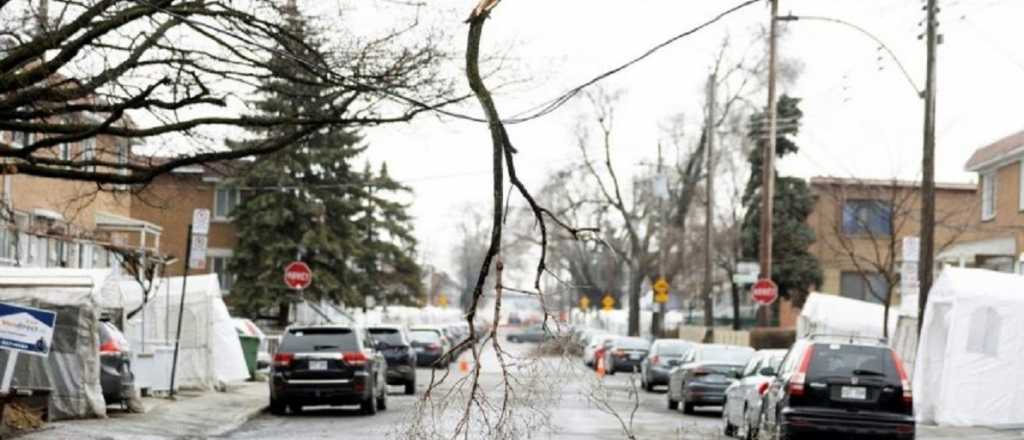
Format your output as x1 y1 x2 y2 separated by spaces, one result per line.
601 294 615 311
653 277 670 304
579 296 590 310
191 208 211 235
0 302 57 393
751 278 779 306
188 234 208 270
284 261 313 290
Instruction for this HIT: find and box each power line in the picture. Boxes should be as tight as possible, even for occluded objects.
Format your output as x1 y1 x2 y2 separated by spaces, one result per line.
130 0 761 126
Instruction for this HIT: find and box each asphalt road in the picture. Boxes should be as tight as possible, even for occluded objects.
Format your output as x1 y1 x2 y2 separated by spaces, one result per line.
224 335 725 440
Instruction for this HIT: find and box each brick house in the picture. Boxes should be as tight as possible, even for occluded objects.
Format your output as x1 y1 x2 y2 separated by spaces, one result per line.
963 130 1024 272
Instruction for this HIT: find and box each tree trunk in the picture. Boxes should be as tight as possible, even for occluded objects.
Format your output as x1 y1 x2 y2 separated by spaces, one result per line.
883 287 893 338
731 280 741 330
627 270 643 336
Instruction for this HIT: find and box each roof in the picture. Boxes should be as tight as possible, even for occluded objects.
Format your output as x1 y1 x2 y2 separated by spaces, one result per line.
810 176 976 192
964 130 1024 171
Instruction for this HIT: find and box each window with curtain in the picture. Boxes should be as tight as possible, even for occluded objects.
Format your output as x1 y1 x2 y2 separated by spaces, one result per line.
842 199 893 236
214 187 241 219
982 172 996 220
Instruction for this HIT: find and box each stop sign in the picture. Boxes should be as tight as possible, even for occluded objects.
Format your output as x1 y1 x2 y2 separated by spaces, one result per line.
751 278 778 306
284 261 312 290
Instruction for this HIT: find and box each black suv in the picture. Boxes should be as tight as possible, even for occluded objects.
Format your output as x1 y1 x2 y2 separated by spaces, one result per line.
366 325 417 395
760 336 914 440
269 326 388 416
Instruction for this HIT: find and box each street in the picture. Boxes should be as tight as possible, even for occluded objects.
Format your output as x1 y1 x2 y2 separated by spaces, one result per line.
226 335 723 440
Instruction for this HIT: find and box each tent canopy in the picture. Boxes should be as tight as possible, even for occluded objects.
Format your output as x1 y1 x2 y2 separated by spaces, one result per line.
915 267 1024 427
797 292 897 340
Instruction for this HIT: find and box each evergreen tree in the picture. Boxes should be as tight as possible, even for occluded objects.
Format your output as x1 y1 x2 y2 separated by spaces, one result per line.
741 95 823 309
227 4 422 321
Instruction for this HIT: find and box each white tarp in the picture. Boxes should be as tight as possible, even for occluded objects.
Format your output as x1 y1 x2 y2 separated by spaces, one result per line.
122 274 248 391
797 292 898 341
0 268 124 420
914 268 1024 427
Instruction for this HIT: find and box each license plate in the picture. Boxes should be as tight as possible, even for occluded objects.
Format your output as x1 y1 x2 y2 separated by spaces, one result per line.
841 386 867 400
309 360 328 371
630 353 642 360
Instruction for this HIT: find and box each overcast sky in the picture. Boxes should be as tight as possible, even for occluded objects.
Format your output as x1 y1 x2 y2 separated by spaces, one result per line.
348 0 1024 275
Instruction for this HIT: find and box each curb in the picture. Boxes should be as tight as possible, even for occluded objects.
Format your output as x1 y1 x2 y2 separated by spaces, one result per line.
208 404 268 437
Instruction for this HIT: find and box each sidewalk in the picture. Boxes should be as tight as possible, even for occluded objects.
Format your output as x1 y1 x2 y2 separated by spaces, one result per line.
20 382 267 440
919 424 1024 440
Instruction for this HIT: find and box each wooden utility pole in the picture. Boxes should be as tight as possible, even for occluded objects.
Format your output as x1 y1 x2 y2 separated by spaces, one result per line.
759 0 779 326
918 0 939 333
703 72 716 331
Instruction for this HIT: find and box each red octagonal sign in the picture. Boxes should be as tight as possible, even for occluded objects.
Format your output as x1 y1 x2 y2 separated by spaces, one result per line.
284 261 312 290
751 278 778 306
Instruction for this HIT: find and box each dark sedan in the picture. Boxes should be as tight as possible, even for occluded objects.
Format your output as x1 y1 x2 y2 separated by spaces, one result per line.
667 344 755 414
409 327 450 368
505 325 551 343
99 321 135 407
602 336 650 374
366 325 417 395
641 339 694 391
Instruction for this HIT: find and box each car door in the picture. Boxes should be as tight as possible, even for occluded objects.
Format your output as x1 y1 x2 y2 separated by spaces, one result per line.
728 355 762 426
364 332 386 393
764 342 806 432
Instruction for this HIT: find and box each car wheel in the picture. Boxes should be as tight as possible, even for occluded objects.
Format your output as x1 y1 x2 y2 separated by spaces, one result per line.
667 385 679 410
269 397 286 416
722 407 736 437
681 388 694 414
361 384 378 415
288 404 303 414
404 378 416 395
377 387 387 411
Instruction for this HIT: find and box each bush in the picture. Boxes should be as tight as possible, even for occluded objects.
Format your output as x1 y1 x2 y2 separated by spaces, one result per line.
750 328 796 350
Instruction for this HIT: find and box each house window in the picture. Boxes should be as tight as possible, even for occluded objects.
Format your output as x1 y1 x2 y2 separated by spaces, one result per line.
842 199 893 236
213 187 241 219
839 272 888 304
59 143 72 162
982 172 996 221
12 132 32 148
210 256 234 292
82 139 96 171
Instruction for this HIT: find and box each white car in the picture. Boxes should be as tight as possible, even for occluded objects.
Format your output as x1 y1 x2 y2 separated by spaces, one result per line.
722 349 786 439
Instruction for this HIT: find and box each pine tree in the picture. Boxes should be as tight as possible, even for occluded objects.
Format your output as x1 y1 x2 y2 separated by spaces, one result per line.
227 3 422 321
741 95 823 309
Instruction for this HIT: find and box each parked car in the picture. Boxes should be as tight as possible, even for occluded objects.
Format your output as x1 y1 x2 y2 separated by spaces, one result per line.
99 321 135 407
602 336 650 374
409 326 451 368
505 324 551 343
366 325 417 395
722 349 786 439
641 339 694 391
268 325 388 416
667 344 755 414
584 334 617 369
759 336 915 440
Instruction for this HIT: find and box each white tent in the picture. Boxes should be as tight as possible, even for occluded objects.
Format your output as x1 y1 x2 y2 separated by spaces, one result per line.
0 268 125 419
914 268 1024 427
797 292 898 340
122 274 248 391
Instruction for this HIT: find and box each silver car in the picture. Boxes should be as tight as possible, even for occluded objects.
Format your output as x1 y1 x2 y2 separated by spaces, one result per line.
721 349 786 439
640 339 694 391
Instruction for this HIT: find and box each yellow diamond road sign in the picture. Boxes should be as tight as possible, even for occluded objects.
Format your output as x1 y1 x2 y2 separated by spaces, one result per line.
601 294 615 311
437 294 448 308
653 277 670 304
579 296 591 309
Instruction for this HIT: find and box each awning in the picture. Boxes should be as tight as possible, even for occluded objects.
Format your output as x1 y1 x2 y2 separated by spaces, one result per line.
95 212 163 234
936 236 1016 263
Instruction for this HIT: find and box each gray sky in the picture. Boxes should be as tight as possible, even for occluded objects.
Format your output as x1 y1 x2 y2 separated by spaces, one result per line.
355 0 1024 274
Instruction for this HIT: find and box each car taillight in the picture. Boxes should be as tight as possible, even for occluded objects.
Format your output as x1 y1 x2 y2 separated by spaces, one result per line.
789 345 815 397
692 367 709 376
650 355 659 366
758 381 771 396
891 350 913 406
99 340 121 354
273 352 294 368
343 352 368 367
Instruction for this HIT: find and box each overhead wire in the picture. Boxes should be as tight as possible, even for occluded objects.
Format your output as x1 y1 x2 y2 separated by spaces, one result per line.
130 0 762 126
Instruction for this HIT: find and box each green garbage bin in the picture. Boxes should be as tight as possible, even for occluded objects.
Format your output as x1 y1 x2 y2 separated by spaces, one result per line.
238 335 260 380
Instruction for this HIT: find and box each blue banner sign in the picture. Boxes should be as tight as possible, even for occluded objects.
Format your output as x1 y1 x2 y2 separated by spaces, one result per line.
0 302 57 357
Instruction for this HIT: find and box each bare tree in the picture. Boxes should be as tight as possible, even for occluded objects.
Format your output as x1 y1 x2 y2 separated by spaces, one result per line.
0 0 454 185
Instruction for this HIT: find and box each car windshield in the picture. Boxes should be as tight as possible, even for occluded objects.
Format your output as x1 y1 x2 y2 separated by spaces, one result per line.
616 337 650 350
280 328 360 352
656 342 691 356
807 343 897 380
410 330 441 343
368 328 405 345
701 346 755 364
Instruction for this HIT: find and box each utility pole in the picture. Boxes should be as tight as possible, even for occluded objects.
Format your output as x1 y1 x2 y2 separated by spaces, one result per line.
703 72 716 332
654 144 667 338
758 0 779 326
918 0 939 334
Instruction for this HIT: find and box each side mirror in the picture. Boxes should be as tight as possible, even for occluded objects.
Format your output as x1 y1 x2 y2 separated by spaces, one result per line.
759 366 776 377
734 370 744 379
